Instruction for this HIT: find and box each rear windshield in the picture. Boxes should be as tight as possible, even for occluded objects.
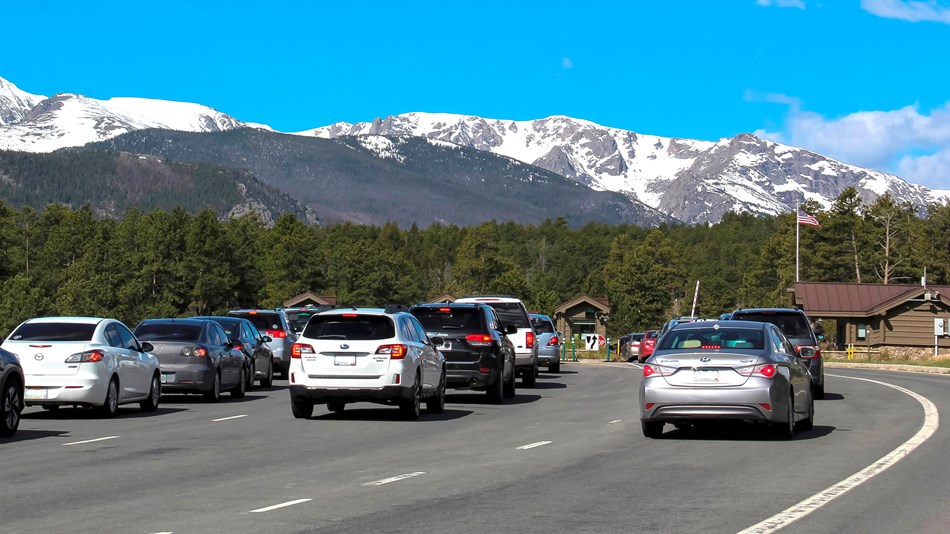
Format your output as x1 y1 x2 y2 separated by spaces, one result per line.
485 303 529 329
134 323 202 342
657 327 764 351
630 333 644 342
229 312 284 331
287 312 312 332
645 331 658 339
732 312 812 339
207 319 240 338
413 309 483 332
8 322 97 342
530 316 555 333
303 315 395 340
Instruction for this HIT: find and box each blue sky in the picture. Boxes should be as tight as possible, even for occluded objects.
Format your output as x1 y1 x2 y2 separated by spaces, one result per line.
2 0 950 188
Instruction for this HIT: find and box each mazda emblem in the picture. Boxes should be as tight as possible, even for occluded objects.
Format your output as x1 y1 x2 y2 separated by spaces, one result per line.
699 356 711 363
340 343 349 350
34 353 44 361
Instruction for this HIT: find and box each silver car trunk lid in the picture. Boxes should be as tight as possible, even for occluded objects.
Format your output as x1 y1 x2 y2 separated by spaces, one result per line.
652 352 765 387
5 341 91 376
148 341 207 366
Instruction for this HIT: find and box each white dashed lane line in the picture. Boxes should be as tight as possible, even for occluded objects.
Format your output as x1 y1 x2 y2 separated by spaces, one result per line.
250 499 313 513
212 415 248 422
363 472 426 486
63 436 119 446
517 441 552 450
608 419 622 425
738 373 940 533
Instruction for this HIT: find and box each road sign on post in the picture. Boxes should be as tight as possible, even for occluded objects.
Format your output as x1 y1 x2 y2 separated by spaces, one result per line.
584 334 598 351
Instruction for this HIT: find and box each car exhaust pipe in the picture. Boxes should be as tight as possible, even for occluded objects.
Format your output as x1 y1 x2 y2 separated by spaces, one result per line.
470 378 478 387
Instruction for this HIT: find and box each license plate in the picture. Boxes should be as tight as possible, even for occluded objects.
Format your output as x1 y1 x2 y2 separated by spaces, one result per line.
160 373 168 384
25 388 48 400
334 355 357 366
692 369 720 383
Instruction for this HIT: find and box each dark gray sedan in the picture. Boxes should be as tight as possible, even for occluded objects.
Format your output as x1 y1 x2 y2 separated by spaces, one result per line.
639 320 814 440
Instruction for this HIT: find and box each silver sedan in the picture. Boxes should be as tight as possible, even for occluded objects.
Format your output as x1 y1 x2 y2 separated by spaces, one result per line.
639 320 814 439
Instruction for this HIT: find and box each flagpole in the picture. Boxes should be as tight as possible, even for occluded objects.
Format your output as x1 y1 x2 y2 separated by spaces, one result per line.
795 205 800 282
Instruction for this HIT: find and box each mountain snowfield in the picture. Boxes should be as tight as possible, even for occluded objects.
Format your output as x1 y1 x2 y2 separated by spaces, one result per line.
1 75 945 224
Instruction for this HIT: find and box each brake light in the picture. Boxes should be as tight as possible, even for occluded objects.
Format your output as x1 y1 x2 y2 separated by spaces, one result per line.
547 335 559 346
377 344 407 359
643 364 675 377
465 334 492 346
796 345 821 359
643 365 656 378
700 345 721 349
266 329 287 339
190 347 208 357
233 344 244 352
292 343 314 358
65 350 104 363
737 364 777 378
439 308 451 313
526 331 535 348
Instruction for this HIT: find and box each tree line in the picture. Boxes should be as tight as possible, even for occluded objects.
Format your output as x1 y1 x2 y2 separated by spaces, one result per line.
0 187 944 337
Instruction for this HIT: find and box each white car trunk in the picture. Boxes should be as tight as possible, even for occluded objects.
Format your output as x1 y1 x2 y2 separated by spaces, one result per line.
301 339 391 378
5 341 91 376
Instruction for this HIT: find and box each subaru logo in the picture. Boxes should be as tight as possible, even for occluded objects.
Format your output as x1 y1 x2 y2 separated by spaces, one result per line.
340 343 349 350
34 353 44 361
699 356 711 363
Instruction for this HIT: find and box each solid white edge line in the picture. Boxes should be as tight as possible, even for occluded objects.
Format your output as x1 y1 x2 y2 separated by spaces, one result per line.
63 436 119 446
362 472 426 486
249 498 312 513
212 415 248 422
517 441 553 450
737 373 939 534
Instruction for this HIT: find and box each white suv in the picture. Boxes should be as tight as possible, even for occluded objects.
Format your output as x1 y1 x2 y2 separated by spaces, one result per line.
454 296 538 387
288 307 446 420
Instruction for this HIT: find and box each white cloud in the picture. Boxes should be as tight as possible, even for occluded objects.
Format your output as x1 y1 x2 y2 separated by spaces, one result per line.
756 0 806 8
743 89 802 108
861 0 950 24
562 57 573 69
757 103 950 189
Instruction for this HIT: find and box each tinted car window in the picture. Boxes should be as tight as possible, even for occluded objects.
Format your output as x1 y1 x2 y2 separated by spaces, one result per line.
630 333 644 342
303 316 395 340
104 324 123 347
9 322 97 342
409 317 429 343
213 319 241 338
413 309 483 332
230 312 286 331
134 323 202 342
657 327 764 350
115 323 138 350
531 316 555 333
732 311 812 339
486 303 529 328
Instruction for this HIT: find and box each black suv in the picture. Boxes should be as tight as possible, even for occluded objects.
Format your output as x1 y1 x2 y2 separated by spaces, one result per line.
410 303 516 404
730 308 825 399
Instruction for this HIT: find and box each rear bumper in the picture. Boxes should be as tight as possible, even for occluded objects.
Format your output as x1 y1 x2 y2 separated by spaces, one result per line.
23 374 109 407
514 350 536 369
160 368 216 393
537 346 559 366
289 384 413 404
640 379 788 425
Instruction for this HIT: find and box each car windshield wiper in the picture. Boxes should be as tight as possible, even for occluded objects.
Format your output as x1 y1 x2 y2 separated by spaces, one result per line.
439 325 465 330
316 335 347 339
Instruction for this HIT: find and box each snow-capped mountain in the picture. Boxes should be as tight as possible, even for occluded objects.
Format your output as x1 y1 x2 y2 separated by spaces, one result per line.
303 113 941 224
0 76 247 152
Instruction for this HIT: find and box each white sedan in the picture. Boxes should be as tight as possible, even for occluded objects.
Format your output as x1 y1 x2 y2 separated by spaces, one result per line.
3 317 161 416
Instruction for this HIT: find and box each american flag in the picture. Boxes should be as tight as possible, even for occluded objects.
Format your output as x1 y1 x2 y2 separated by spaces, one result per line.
798 210 820 227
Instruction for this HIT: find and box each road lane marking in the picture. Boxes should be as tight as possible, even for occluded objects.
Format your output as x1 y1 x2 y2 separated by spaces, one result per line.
608 419 622 425
363 472 426 486
738 374 939 534
212 415 248 422
250 499 312 513
517 441 552 450
63 436 119 446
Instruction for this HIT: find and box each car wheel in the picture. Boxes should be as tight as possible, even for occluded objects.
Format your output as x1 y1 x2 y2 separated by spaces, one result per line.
327 399 345 413
231 368 247 399
486 367 504 405
139 374 161 412
814 382 825 400
426 370 446 414
261 361 274 388
798 391 815 432
642 420 664 439
0 378 22 437
521 364 537 388
503 365 516 398
774 391 796 440
98 377 119 418
549 360 561 373
204 372 221 403
400 375 421 421
246 363 255 391
291 398 314 419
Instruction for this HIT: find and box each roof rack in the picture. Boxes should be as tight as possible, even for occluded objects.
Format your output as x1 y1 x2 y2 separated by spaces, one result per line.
383 304 410 314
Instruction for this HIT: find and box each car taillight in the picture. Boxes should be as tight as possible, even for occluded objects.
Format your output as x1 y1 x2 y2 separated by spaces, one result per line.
737 364 777 378
377 344 407 359
266 329 287 339
181 346 208 357
643 364 675 377
292 343 314 358
465 334 492 346
547 335 559 346
796 345 821 359
65 350 104 363
526 331 535 348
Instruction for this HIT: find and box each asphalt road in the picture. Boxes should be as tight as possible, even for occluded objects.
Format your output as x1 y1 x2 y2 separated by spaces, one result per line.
1 363 948 533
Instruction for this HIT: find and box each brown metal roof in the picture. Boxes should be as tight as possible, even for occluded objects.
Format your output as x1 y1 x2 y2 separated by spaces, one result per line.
793 282 950 317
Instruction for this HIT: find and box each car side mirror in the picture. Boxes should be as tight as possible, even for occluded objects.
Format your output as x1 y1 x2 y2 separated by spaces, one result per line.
140 342 154 353
261 335 273 343
430 336 444 346
506 325 518 335
797 346 817 358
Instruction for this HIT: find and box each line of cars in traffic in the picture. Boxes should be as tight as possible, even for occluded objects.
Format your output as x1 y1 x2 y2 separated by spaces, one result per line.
636 307 825 440
0 295 562 435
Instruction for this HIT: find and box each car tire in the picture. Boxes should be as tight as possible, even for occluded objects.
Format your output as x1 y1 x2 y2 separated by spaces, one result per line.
522 364 537 388
642 420 664 439
231 368 247 399
1 378 22 437
774 391 796 440
503 365 516 399
204 372 221 403
139 374 161 412
486 367 504 405
400 376 422 421
814 382 825 400
292 398 314 419
261 361 274 388
798 391 815 432
98 377 119 418
246 363 255 391
426 370 446 414
549 360 561 373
